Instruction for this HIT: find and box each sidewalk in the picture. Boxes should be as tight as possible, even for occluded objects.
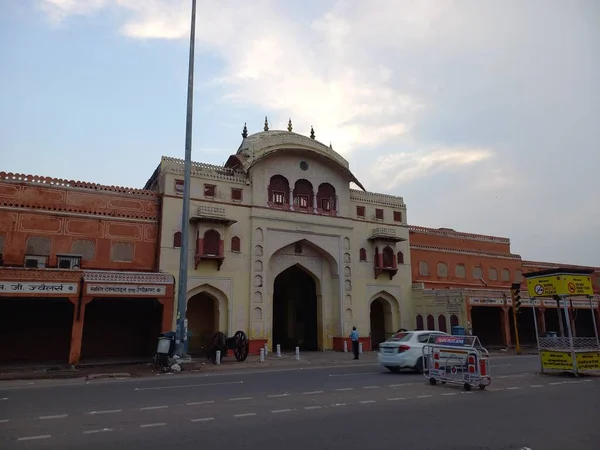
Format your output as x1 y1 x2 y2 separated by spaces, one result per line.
0 347 536 382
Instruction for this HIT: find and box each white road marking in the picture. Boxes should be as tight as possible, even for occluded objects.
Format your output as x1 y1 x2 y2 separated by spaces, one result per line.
140 423 166 428
229 397 253 401
271 409 293 413
441 393 457 396
140 405 168 410
234 413 257 417
0 419 10 423
332 403 347 406
191 417 215 422
461 391 474 395
336 388 354 391
39 414 68 420
186 401 214 406
507 387 521 390
268 393 290 398
87 409 122 415
417 395 433 398
329 372 379 377
387 397 405 401
362 386 379 389
0 398 7 400
302 390 324 395
549 381 565 385
135 380 243 391
83 428 113 434
17 435 52 441
359 400 376 404
567 380 580 384
530 385 544 388
583 379 593 383
304 406 322 410
389 383 414 387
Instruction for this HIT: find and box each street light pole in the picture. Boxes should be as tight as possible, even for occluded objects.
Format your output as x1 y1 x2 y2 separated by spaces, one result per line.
175 0 197 357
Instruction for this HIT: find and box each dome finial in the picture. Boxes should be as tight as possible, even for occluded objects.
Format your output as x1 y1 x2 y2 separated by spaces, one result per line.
310 126 315 139
329 142 333 150
287 118 293 132
241 122 248 138
264 116 269 132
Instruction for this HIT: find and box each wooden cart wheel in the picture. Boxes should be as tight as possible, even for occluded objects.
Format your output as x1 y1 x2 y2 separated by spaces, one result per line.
232 330 249 362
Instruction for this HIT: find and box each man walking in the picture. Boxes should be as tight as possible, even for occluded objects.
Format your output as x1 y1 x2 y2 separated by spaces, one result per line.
349 326 359 360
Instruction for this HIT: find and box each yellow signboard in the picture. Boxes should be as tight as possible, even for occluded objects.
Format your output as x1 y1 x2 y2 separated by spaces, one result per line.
527 274 594 298
575 352 600 371
540 350 573 370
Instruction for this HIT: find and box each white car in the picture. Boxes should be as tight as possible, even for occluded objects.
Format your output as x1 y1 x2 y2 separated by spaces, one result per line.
377 330 450 373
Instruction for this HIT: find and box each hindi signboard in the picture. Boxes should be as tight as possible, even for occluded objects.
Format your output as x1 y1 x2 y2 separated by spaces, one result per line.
0 282 78 295
86 284 167 296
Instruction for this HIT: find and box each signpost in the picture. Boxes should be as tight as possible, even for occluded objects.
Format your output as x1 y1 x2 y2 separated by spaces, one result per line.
524 268 599 376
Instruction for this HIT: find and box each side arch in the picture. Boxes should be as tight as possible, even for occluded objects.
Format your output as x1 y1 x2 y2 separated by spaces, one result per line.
368 290 401 349
186 283 229 334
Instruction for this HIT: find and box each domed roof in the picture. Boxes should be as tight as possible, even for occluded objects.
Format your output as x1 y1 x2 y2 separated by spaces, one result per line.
225 130 365 190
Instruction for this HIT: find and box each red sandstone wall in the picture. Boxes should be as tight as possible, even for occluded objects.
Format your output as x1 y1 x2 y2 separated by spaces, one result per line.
0 173 159 271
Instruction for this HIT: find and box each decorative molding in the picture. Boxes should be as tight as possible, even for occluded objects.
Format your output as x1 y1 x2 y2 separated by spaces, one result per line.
160 156 248 184
83 270 174 284
187 277 232 301
349 189 405 208
271 253 323 281
411 244 521 260
0 172 159 197
365 284 402 304
0 268 81 282
409 225 510 244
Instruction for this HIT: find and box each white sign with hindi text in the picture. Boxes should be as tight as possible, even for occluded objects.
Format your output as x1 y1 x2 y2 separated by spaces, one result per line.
87 284 167 296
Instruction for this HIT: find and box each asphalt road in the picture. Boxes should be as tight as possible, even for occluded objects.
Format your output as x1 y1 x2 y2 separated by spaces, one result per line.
3 354 598 449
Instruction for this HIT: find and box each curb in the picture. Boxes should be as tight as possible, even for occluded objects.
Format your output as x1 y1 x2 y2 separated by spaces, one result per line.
86 372 133 381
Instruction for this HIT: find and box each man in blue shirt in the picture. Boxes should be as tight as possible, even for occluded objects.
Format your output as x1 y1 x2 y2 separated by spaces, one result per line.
349 326 359 360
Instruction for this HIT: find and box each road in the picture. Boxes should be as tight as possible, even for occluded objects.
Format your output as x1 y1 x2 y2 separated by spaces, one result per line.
1 355 598 449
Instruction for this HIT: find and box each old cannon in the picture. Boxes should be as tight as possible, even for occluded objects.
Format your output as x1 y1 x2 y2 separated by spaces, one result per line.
208 330 250 363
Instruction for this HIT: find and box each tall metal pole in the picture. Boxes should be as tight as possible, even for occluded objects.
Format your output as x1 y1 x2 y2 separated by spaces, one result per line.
175 0 197 357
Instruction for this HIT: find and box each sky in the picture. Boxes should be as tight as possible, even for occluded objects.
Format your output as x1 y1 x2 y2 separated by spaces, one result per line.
1 0 599 266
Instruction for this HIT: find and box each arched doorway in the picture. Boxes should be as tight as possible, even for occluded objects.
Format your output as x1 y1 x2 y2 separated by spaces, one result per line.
370 298 386 350
273 265 318 351
186 292 219 356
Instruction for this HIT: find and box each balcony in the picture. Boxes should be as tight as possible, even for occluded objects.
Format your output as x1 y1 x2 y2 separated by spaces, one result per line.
368 228 406 242
194 236 225 271
374 249 398 280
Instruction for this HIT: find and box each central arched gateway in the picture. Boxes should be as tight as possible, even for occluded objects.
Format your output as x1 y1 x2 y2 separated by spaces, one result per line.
273 265 319 351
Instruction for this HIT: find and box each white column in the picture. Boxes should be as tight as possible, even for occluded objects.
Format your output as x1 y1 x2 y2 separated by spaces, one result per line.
289 190 294 211
335 195 340 216
313 193 318 213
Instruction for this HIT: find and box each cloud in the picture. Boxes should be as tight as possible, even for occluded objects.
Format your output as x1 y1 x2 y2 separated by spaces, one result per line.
34 0 600 264
371 147 494 190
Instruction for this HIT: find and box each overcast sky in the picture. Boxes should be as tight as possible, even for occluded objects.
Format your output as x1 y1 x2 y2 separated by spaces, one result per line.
1 0 599 266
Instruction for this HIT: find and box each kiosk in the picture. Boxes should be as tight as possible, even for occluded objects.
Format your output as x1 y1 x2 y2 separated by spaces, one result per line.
524 268 600 376
422 335 492 391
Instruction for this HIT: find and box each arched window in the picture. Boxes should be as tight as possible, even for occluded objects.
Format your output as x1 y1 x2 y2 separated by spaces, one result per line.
111 242 134 262
450 314 459 328
231 236 241 252
397 251 404 264
416 315 424 330
71 239 95 260
438 315 447 332
203 229 221 256
489 267 498 281
419 261 429 276
268 175 290 205
382 246 395 268
25 236 51 256
437 262 448 277
316 183 336 212
293 179 313 210
359 248 367 262
426 314 435 330
455 264 466 278
173 232 182 248
473 266 483 279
